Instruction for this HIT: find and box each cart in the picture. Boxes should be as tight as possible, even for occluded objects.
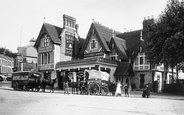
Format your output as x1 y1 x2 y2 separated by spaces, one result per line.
12 71 42 91
85 70 110 96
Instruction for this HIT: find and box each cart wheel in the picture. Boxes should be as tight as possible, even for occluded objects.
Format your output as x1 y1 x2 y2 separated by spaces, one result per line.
101 87 109 96
89 83 100 95
95 84 100 95
13 82 18 90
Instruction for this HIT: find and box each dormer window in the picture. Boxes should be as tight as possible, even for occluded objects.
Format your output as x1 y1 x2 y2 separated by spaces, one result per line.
44 38 49 47
110 53 118 61
42 34 49 47
90 39 98 50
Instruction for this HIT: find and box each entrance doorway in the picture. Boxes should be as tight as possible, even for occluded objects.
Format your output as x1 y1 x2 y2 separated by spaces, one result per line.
140 74 145 88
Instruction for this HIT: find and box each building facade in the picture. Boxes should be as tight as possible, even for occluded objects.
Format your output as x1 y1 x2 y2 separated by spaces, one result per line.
15 38 37 71
35 14 177 92
55 20 135 89
34 14 81 79
0 54 14 76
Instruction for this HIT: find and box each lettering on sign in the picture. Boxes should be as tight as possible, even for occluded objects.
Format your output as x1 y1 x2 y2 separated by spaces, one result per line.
38 46 53 53
84 52 104 57
13 75 28 80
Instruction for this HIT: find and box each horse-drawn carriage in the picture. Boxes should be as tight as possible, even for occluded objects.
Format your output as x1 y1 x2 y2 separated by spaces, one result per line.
85 70 110 96
12 70 57 93
12 71 42 91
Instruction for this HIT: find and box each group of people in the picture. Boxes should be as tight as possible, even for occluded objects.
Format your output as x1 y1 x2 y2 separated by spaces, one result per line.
63 80 151 98
115 81 129 97
63 80 130 96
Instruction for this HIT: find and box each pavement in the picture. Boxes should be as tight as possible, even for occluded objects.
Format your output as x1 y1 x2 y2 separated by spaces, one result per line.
1 84 184 101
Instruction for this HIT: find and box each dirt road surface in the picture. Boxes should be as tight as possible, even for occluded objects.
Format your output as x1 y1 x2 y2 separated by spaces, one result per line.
0 88 184 115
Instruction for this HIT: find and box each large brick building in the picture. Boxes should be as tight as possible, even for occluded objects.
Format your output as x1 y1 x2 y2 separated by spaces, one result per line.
34 14 82 80
35 14 173 91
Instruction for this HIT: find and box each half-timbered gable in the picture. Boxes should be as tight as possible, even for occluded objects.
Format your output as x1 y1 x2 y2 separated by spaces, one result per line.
34 23 63 79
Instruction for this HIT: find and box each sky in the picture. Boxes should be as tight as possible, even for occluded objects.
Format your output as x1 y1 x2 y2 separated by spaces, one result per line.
0 0 169 53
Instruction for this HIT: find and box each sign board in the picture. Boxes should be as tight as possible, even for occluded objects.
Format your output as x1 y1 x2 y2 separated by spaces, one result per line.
13 75 28 80
84 51 104 58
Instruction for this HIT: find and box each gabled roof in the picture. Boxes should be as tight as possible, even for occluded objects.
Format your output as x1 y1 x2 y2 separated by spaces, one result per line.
34 23 63 48
93 22 121 52
80 22 122 55
114 61 134 77
116 30 142 60
110 37 128 60
78 37 85 48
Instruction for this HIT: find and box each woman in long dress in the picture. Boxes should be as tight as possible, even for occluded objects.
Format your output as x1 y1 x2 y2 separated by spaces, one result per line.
115 82 122 96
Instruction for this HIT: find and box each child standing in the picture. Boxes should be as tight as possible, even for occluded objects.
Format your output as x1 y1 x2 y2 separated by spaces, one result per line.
124 84 129 97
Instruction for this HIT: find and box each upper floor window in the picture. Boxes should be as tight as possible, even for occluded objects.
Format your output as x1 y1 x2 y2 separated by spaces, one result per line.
66 19 75 28
110 53 118 61
44 38 49 47
42 34 49 47
90 39 98 50
40 52 52 65
140 57 143 65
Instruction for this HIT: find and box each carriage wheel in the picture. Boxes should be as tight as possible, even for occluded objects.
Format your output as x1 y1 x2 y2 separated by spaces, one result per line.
101 86 109 96
89 83 100 95
13 82 18 90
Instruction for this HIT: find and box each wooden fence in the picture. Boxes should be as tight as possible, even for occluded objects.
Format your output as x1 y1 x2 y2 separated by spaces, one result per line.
163 83 184 95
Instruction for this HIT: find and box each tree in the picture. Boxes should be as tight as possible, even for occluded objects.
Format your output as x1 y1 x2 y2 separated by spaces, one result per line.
0 47 17 58
144 0 184 83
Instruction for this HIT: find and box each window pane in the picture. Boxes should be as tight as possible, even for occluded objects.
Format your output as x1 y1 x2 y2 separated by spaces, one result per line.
42 53 44 64
44 53 47 64
140 57 143 65
48 52 50 64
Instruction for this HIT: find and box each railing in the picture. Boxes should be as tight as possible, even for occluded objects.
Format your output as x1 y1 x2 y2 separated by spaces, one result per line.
134 65 150 71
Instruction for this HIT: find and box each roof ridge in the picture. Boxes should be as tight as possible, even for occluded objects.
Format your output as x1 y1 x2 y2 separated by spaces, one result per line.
93 22 121 34
119 29 142 35
44 23 62 29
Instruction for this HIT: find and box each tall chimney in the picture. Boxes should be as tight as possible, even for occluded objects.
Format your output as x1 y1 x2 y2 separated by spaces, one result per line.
63 14 76 29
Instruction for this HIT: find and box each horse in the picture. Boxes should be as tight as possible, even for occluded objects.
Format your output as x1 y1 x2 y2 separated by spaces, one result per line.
107 81 116 96
70 81 80 94
25 72 42 92
79 81 88 95
40 78 57 93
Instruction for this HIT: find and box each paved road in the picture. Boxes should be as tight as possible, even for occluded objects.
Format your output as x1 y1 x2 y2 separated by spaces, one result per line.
0 86 184 115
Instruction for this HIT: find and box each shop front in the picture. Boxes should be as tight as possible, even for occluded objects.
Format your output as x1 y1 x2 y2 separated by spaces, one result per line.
55 57 117 89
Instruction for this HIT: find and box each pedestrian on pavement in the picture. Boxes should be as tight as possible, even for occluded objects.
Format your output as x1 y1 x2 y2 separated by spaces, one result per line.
115 81 122 96
124 84 129 97
64 81 69 95
111 81 116 96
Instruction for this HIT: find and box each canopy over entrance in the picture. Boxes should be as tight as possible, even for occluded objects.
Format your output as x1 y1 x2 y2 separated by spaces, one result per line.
85 69 110 81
